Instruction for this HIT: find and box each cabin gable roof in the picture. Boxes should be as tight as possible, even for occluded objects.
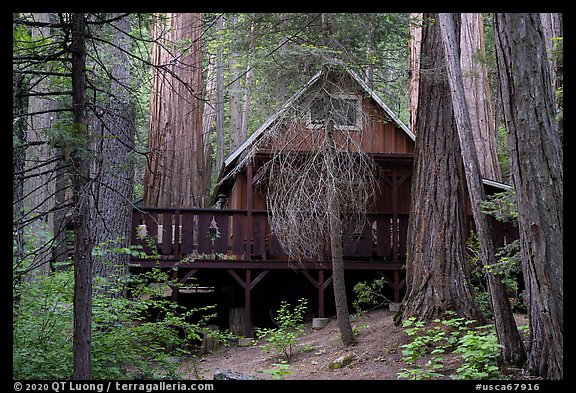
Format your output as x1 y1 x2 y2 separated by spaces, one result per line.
216 64 511 194
222 66 414 173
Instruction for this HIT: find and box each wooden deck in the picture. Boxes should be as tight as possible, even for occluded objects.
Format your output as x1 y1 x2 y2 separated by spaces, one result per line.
129 207 408 336
130 207 409 262
128 206 517 336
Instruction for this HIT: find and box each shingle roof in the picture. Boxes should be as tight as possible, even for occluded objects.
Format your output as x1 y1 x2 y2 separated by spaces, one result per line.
221 65 414 173
217 63 512 192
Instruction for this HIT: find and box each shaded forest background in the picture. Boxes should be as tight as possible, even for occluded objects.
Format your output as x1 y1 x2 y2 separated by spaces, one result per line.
12 13 563 381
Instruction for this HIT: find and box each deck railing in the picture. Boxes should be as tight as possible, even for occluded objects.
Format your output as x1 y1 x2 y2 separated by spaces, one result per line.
130 207 409 262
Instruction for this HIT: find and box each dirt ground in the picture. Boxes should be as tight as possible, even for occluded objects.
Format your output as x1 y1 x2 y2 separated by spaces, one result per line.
177 308 535 381
179 308 426 380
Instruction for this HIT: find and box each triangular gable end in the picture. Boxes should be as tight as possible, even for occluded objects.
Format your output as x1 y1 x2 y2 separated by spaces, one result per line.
221 65 414 175
217 64 512 194
222 70 323 171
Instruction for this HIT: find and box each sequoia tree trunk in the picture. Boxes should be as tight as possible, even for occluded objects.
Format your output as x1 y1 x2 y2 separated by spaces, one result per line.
539 13 562 96
202 47 216 181
240 15 256 141
400 13 484 324
215 14 226 172
459 13 501 181
539 13 563 141
439 12 526 368
494 13 563 380
408 13 422 134
143 13 208 208
228 14 243 152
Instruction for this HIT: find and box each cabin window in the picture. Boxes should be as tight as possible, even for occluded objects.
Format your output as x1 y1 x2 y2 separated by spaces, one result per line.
307 94 362 131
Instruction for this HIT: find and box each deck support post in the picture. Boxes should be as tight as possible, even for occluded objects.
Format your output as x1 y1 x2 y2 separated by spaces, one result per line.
171 269 179 302
393 270 400 303
301 269 333 318
318 270 325 318
244 269 251 337
376 269 405 303
226 268 269 337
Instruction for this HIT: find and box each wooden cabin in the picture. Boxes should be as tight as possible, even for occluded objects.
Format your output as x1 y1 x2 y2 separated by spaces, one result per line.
130 65 516 336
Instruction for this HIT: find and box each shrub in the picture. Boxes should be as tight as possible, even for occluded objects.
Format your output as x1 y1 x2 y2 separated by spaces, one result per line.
13 269 75 379
466 231 523 318
13 266 216 380
397 313 503 380
454 325 502 380
255 298 308 361
91 268 217 379
352 278 390 314
261 360 292 380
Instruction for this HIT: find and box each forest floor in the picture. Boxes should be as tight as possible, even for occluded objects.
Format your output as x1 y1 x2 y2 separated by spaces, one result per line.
177 308 532 381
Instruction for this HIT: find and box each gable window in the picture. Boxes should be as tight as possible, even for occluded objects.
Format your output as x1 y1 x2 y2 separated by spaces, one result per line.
307 94 362 131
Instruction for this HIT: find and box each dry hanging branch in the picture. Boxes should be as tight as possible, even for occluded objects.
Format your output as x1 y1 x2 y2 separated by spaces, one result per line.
249 69 378 264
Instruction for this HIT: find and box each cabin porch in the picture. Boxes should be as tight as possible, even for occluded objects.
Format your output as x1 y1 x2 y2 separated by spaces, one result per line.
129 206 408 336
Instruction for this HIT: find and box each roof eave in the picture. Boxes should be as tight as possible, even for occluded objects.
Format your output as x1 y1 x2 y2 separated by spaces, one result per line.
219 66 516 193
482 178 514 191
346 69 416 142
223 70 324 170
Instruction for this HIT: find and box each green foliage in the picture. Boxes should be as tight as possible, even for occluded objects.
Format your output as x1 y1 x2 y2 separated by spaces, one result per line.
494 125 512 181
465 232 492 318
555 84 563 124
255 298 308 361
92 268 218 379
397 316 449 380
453 326 502 380
261 360 292 380
480 189 518 223
400 314 470 365
466 232 523 317
13 266 217 380
93 237 148 260
12 269 74 379
489 240 522 295
397 313 503 380
469 189 524 315
397 359 445 380
352 278 390 313
12 219 54 281
202 327 239 348
550 36 563 124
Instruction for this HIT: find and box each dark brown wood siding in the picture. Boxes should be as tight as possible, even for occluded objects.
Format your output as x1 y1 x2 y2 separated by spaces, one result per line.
226 88 415 207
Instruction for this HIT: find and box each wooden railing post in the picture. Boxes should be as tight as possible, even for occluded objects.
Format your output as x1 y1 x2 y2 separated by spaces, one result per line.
246 163 254 258
129 207 410 262
392 169 399 261
174 209 180 258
